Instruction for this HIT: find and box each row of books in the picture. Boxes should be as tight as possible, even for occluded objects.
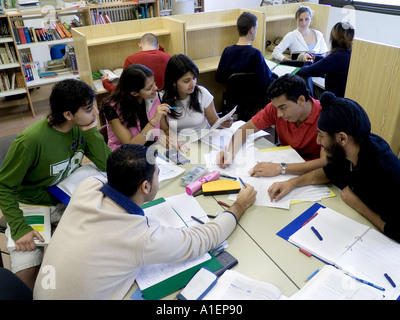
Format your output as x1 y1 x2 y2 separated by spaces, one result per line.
12 23 72 45
90 4 155 24
22 60 40 82
159 0 202 11
159 0 171 11
89 0 150 3
0 71 25 92
0 43 18 64
0 20 11 38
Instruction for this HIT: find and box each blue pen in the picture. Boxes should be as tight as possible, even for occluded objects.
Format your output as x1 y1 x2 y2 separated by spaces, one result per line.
238 177 246 188
220 174 237 180
345 273 385 291
169 107 179 109
306 268 320 282
384 273 396 288
311 226 323 241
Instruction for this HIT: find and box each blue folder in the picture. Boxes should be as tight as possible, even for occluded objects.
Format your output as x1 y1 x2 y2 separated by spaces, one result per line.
276 202 325 241
48 185 71 206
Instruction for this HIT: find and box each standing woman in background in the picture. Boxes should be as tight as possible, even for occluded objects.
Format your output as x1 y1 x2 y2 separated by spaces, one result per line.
161 54 233 139
298 22 355 98
272 6 328 62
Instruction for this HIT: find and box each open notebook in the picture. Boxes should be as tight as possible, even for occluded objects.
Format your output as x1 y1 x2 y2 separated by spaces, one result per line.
278 203 400 300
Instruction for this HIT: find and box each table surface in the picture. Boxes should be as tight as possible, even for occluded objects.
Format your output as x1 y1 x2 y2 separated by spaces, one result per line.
124 135 375 300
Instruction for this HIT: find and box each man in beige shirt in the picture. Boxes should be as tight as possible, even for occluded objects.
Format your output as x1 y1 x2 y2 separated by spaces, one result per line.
34 144 256 299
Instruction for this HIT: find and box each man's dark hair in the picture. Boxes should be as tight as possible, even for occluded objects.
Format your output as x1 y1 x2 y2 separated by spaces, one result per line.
237 12 257 37
48 79 95 127
267 74 310 103
107 144 157 197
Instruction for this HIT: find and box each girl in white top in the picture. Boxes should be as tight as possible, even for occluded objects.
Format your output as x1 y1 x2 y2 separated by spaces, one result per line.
162 54 232 140
272 6 328 62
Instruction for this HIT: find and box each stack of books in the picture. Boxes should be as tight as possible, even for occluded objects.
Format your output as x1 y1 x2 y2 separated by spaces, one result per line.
16 0 40 12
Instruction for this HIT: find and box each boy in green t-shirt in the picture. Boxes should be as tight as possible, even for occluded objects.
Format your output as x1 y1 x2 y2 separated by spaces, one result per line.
0 79 111 290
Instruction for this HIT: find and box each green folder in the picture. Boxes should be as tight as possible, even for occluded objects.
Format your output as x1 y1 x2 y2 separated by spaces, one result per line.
140 198 223 300
141 252 222 300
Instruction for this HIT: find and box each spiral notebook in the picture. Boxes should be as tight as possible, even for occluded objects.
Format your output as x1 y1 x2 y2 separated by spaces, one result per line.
277 203 400 299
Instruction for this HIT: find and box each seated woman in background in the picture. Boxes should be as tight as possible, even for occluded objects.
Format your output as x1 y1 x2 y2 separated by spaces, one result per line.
101 64 173 150
298 22 355 98
161 54 233 139
272 6 328 62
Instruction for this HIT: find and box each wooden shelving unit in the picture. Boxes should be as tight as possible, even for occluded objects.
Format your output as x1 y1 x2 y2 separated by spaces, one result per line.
0 0 163 117
71 16 184 95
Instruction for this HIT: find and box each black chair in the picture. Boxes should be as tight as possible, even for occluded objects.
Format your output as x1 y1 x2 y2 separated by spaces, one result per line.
0 134 17 268
222 73 269 122
0 267 33 300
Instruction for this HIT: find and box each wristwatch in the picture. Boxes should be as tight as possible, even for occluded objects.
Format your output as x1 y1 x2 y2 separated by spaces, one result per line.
280 163 287 175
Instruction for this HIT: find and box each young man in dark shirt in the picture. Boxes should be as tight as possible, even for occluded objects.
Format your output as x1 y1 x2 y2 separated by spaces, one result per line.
268 91 400 242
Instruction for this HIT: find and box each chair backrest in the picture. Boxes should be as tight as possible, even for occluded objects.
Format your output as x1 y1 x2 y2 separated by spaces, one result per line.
0 134 17 168
0 267 33 300
223 73 269 121
0 135 17 230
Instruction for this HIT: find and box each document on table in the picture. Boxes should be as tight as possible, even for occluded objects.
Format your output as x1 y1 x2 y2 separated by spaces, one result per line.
228 175 331 209
290 265 385 300
287 206 400 299
156 156 185 182
265 58 299 77
137 193 214 293
136 253 212 290
203 146 331 209
183 106 237 142
201 120 269 151
204 270 284 300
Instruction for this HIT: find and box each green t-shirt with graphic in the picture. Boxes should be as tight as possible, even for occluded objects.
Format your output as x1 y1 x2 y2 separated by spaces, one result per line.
0 118 111 241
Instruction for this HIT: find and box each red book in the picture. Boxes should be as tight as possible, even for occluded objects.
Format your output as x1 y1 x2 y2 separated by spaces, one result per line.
17 27 27 44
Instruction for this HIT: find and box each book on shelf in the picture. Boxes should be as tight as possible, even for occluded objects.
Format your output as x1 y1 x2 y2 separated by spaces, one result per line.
16 1 40 12
65 45 78 74
0 43 17 64
0 20 11 37
22 61 40 82
0 70 23 91
5 204 51 247
46 58 65 70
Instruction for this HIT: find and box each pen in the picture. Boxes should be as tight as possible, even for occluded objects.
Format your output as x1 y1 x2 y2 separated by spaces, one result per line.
302 212 318 226
345 273 385 291
220 174 237 180
311 226 323 241
306 268 320 282
299 248 312 257
238 177 246 188
191 215 204 225
217 200 230 208
169 107 179 109
384 273 396 288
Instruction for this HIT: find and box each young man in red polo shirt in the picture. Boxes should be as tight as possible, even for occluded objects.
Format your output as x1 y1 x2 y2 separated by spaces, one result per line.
217 74 326 177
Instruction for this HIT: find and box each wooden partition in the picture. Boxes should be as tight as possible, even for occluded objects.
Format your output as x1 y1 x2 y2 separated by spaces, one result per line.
71 17 185 94
345 39 400 156
169 8 265 73
71 3 330 110
249 3 331 56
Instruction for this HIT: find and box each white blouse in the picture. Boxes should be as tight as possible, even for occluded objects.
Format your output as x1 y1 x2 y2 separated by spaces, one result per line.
165 85 214 137
272 29 329 62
